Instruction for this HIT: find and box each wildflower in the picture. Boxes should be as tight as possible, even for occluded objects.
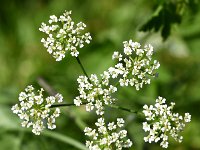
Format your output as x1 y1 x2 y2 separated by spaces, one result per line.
74 74 117 115
84 117 132 150
39 10 92 61
11 85 63 135
110 40 160 90
142 96 191 148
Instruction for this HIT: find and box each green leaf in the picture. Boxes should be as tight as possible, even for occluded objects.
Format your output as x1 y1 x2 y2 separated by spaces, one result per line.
140 2 182 40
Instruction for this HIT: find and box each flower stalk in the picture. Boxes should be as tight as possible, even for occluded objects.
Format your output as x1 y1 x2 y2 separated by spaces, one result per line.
76 57 91 83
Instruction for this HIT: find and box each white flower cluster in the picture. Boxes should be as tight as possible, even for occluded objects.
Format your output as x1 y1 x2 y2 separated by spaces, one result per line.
84 117 132 150
142 96 191 148
74 74 117 115
74 40 160 115
39 10 92 61
11 85 63 135
110 40 160 90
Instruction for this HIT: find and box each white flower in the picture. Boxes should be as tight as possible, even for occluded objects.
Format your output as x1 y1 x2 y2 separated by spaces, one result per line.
84 117 132 150
184 113 191 123
112 51 122 61
55 93 63 103
124 47 132 55
39 10 92 61
49 15 58 23
11 85 63 135
108 40 160 90
74 97 82 106
142 96 191 148
143 122 150 132
117 118 125 128
108 122 116 131
74 74 117 115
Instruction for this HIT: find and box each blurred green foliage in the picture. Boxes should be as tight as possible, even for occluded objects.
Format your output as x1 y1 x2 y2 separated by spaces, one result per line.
140 0 199 40
0 0 200 150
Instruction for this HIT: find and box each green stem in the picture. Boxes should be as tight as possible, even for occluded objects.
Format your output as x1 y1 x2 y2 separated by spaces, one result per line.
50 102 87 108
76 57 91 83
51 102 139 114
107 104 138 114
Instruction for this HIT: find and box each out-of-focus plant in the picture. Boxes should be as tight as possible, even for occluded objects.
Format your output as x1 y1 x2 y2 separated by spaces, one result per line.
140 0 199 40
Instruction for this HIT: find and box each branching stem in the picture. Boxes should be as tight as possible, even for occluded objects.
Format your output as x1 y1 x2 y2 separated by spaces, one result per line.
51 102 139 114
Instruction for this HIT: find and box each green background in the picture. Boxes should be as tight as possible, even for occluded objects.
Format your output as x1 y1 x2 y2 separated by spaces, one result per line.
0 0 200 149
